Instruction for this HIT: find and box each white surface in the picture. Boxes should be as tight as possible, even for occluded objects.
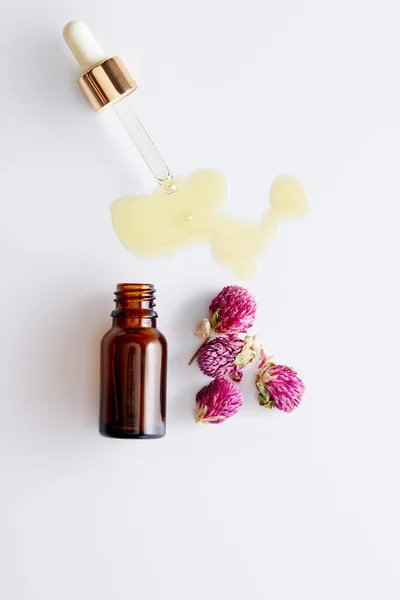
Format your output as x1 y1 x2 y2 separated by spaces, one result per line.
1 1 400 599
63 20 107 72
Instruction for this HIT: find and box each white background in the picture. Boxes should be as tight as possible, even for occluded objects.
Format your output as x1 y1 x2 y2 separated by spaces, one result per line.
1 1 400 598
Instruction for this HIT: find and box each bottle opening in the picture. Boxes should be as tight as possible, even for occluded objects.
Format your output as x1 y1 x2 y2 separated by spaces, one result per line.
116 283 154 291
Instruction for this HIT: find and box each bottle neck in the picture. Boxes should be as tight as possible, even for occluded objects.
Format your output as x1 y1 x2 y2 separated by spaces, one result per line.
111 283 157 329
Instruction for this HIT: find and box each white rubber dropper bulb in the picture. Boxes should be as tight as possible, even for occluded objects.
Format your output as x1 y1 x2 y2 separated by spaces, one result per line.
63 20 107 72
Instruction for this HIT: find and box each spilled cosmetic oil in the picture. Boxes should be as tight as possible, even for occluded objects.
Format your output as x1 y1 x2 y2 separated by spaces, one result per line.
111 170 310 278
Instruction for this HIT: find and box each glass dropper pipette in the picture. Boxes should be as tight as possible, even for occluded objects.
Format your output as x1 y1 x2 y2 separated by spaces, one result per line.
63 20 177 193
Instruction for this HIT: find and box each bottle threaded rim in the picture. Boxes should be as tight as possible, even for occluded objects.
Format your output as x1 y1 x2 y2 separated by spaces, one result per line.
113 283 156 315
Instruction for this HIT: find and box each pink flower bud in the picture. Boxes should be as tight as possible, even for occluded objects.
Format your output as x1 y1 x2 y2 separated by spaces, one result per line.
209 285 256 334
256 363 305 412
195 378 243 424
197 336 244 379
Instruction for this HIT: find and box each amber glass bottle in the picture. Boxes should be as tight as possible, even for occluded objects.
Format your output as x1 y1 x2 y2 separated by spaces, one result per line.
99 283 167 439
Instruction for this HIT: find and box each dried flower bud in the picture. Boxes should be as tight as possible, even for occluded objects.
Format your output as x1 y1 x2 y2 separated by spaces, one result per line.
194 378 243 424
256 362 305 412
197 336 244 379
195 318 213 340
209 285 256 334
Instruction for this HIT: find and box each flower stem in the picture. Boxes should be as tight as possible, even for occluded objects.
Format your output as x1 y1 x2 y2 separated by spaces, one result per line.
188 338 210 365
